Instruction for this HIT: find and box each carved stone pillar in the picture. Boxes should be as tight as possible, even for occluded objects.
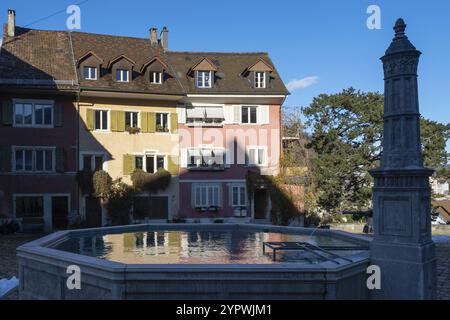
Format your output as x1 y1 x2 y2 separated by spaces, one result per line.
369 19 437 300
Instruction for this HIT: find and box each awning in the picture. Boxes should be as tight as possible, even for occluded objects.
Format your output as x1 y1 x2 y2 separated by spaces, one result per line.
186 108 206 118
205 107 224 119
188 149 201 157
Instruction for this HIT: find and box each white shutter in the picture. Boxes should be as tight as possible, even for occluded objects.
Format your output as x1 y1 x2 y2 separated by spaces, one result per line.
223 105 232 124
177 106 186 124
180 148 188 168
259 105 269 124
233 105 241 123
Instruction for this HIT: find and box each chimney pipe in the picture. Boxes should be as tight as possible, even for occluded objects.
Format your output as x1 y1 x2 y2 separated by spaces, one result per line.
7 9 15 37
160 27 169 51
150 27 158 47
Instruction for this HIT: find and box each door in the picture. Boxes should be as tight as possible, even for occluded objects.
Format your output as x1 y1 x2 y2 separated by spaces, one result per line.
85 196 102 227
254 189 268 219
52 196 69 230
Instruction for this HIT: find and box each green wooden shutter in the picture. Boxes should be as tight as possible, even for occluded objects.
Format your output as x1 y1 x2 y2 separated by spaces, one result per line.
117 111 125 131
140 112 148 133
110 110 118 131
55 148 66 173
123 154 134 175
0 147 12 172
170 113 178 133
86 108 94 130
167 156 179 175
54 102 63 127
1 100 13 126
148 112 156 133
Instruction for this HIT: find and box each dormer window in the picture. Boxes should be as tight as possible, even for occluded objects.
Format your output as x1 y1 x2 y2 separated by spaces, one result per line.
84 66 97 80
196 71 212 88
116 69 129 82
255 72 266 88
150 71 162 84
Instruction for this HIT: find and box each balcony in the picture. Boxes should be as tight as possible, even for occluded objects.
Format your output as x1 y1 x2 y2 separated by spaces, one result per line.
187 149 225 171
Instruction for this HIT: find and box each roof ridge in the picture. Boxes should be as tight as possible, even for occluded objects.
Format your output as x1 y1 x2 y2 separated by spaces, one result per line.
167 51 269 55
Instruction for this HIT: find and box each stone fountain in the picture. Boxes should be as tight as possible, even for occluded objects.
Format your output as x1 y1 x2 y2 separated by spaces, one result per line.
370 19 437 299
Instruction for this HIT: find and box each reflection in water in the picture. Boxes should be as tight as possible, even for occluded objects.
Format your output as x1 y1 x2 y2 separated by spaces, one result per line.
53 230 365 265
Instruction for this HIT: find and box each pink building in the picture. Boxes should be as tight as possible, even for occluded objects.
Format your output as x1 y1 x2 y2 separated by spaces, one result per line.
167 53 289 221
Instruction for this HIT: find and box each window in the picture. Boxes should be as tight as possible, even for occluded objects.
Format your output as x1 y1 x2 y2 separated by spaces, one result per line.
116 69 129 82
135 156 144 170
84 66 97 80
14 148 54 172
196 71 212 88
156 113 169 132
150 71 162 84
188 148 225 169
14 102 53 127
254 72 266 88
125 112 139 128
231 185 247 207
241 106 257 124
193 184 221 208
186 107 224 126
15 196 44 218
94 110 108 130
246 147 266 166
82 154 104 171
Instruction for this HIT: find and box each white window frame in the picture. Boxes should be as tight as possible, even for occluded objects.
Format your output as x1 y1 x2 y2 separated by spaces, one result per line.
93 109 109 131
230 184 247 207
192 183 221 208
187 147 226 168
80 152 106 171
254 72 266 88
116 69 129 82
150 71 162 84
245 146 268 167
133 151 167 173
13 99 54 128
12 146 56 173
156 112 170 132
241 105 258 124
196 70 212 88
84 66 97 80
125 111 140 128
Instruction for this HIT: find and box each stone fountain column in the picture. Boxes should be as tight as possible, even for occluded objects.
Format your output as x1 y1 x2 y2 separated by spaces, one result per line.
369 19 437 300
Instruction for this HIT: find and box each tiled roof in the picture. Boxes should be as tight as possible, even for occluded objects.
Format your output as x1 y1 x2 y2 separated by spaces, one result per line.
0 25 289 96
0 26 77 90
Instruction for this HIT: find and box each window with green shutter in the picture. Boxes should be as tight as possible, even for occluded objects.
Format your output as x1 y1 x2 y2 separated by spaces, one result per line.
123 154 134 175
86 108 94 130
0 147 12 172
55 148 66 173
1 100 13 126
167 155 179 175
140 112 148 133
110 110 125 132
54 102 63 127
170 113 178 133
148 112 156 133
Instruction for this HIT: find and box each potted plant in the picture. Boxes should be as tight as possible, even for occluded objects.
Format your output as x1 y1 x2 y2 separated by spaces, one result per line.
126 126 140 135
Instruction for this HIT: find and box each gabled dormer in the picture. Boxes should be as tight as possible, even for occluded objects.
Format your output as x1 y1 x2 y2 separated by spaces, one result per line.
190 57 218 88
243 58 274 89
140 56 168 85
77 51 103 81
107 55 136 83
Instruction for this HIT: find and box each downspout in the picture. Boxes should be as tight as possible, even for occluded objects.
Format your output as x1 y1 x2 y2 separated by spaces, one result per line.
68 31 81 218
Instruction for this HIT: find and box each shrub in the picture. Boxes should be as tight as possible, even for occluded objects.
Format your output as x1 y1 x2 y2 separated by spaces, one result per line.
93 170 112 199
106 179 134 226
131 168 171 194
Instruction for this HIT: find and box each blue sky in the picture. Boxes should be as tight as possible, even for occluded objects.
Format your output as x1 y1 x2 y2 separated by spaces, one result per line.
1 0 449 153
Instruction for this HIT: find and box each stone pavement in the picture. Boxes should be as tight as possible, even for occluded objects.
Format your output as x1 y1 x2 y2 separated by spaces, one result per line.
436 245 450 300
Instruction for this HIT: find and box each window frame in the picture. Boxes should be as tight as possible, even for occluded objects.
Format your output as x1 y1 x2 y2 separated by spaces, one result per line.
13 99 54 128
13 146 56 173
93 109 109 131
245 146 268 167
187 147 226 169
149 71 163 84
231 184 247 207
116 69 130 82
125 111 140 129
254 71 266 88
241 106 258 124
156 112 170 132
80 152 106 171
193 183 221 208
83 66 98 80
134 152 167 173
196 70 212 88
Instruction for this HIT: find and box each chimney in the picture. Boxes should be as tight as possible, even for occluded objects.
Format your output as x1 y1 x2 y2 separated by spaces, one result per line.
160 27 169 51
150 27 158 47
7 9 15 37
